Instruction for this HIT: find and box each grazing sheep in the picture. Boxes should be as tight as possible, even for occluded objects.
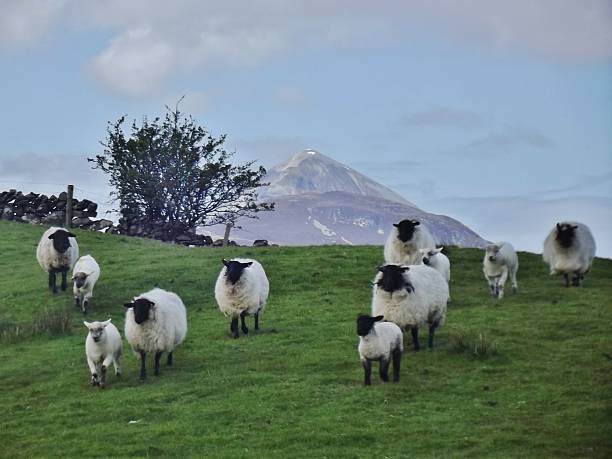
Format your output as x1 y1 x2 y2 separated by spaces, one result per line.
215 258 269 339
372 264 448 351
543 222 596 287
384 219 436 265
483 242 519 299
36 227 79 294
72 255 100 314
357 314 403 386
124 288 187 380
418 247 451 283
84 319 122 389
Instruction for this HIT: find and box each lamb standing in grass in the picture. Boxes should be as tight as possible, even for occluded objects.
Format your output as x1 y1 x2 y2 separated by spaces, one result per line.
357 314 403 386
124 288 187 380
215 258 269 339
72 255 100 314
371 264 448 351
36 227 79 294
483 242 518 299
418 247 450 283
84 319 122 389
543 222 596 287
384 219 436 265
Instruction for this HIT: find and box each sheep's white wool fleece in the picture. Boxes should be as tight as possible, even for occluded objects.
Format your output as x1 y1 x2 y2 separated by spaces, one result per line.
36 226 79 272
125 288 187 354
543 222 596 275
483 242 518 279
73 255 100 298
384 225 435 265
420 249 451 283
85 321 122 363
215 258 269 318
372 264 448 330
358 321 403 362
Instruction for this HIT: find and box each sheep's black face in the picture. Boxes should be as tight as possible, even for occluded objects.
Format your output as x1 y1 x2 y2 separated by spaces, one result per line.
222 259 253 285
556 223 577 248
376 265 410 293
356 314 384 336
394 219 420 243
124 298 155 325
48 229 76 253
73 273 88 289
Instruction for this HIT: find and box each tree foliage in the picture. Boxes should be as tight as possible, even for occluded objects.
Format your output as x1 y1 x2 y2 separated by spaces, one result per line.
89 105 273 236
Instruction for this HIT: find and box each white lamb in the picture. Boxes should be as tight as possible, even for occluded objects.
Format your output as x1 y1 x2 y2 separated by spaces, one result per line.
483 242 518 299
36 226 79 294
371 264 448 351
543 222 596 287
215 258 269 339
72 255 100 314
357 314 403 386
84 319 122 389
418 247 451 283
384 219 436 265
124 288 187 380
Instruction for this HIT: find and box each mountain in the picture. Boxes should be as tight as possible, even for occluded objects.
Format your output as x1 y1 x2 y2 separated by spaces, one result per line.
259 149 415 207
205 150 487 247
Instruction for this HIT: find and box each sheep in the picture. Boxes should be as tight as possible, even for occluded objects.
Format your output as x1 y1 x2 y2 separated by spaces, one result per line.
124 288 187 380
371 263 448 351
543 222 596 287
72 255 100 314
36 226 79 294
215 258 269 339
418 247 451 283
483 242 518 299
84 319 122 389
357 314 403 386
384 219 436 265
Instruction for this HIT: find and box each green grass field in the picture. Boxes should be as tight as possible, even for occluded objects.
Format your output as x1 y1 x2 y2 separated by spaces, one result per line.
0 220 610 458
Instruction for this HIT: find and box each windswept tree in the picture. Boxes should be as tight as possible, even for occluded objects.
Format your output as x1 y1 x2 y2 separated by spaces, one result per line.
89 104 273 239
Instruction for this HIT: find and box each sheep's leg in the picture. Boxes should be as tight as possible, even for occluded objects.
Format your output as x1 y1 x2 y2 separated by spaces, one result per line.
49 271 58 294
113 356 122 376
139 351 147 380
428 320 439 349
411 327 420 351
487 278 496 298
379 358 390 382
87 357 99 386
563 273 570 287
392 348 401 382
82 292 92 314
60 269 68 291
497 270 507 299
154 351 163 376
230 318 239 339
99 365 107 389
100 354 115 388
167 352 173 366
74 296 81 308
362 359 372 386
572 271 581 287
240 310 249 335
254 312 260 331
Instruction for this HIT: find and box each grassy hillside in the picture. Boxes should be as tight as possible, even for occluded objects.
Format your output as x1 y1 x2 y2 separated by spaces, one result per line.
0 220 610 458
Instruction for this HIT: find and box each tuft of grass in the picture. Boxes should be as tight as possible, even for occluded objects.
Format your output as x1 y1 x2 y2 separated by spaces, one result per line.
31 307 72 336
448 329 498 358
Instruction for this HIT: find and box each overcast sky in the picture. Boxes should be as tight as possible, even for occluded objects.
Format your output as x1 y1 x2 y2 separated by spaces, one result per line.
1 0 611 256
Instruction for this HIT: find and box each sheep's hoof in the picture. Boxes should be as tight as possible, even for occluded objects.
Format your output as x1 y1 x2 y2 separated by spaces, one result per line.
241 327 249 335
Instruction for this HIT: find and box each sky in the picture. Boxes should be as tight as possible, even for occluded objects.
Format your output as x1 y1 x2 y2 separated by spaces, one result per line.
0 0 611 256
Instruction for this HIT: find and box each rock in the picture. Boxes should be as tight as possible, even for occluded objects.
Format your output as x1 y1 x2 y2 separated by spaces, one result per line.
253 239 269 247
42 210 65 225
90 219 114 231
72 217 93 228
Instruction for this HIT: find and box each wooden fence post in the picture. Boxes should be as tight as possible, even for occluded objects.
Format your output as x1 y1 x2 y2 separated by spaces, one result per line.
223 222 233 247
65 184 74 228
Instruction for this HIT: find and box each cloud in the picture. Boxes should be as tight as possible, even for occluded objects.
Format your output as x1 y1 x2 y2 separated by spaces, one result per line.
457 126 555 157
4 1 612 95
0 0 66 48
532 170 612 197
398 108 484 129
275 87 310 110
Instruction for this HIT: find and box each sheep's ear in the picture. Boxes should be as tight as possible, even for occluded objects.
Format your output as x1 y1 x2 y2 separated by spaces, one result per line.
393 223 399 228
556 223 561 230
401 266 410 272
222 259 230 267
83 321 91 328
67 232 76 238
377 266 385 272
48 233 56 240
412 220 420 226
571 225 578 230
435 247 443 253
123 302 134 308
373 315 384 322
244 262 253 268
102 319 111 328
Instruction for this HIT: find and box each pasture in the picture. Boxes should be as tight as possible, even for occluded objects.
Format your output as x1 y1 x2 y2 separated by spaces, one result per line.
0 220 610 458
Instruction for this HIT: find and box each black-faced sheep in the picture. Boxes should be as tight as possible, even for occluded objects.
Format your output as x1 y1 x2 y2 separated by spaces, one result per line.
543 222 596 287
357 314 403 386
36 227 79 294
384 219 436 265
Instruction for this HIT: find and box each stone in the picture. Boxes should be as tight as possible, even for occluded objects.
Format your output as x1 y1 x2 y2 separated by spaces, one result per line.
253 239 269 247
